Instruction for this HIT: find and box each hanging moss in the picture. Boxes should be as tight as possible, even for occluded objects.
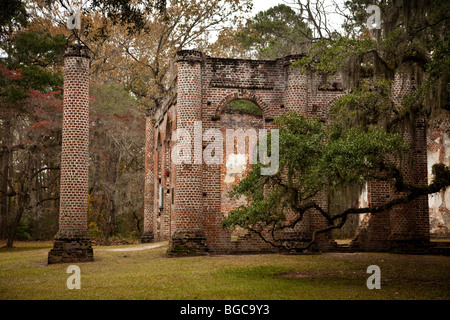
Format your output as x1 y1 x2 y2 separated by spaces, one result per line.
302 0 447 132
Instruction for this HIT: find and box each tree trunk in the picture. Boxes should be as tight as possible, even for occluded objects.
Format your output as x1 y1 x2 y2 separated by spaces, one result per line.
32 189 39 239
32 157 40 239
104 214 111 246
0 119 11 240
6 150 33 248
132 211 142 236
0 154 8 240
6 193 27 248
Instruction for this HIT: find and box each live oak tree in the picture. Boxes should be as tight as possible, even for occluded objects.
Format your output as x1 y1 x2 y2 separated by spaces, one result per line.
294 0 449 118
222 111 450 251
222 0 450 251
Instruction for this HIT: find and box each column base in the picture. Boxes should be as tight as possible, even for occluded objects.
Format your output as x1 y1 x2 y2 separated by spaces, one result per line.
48 236 94 264
168 231 208 256
141 231 154 243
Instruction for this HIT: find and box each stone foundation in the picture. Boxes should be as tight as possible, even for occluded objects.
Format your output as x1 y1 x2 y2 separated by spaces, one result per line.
141 231 155 243
48 237 93 264
168 231 208 256
315 235 337 252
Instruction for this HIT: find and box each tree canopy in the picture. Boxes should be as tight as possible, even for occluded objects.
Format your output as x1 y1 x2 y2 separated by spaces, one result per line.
235 4 311 59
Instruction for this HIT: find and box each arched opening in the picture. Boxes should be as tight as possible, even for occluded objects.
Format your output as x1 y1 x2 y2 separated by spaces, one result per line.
156 132 163 239
163 119 172 239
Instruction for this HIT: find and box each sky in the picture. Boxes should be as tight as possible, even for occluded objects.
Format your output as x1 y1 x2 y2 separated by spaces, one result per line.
250 0 346 33
251 0 287 14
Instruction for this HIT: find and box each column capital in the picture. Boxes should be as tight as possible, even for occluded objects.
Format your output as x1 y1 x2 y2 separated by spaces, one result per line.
176 50 204 63
64 44 91 59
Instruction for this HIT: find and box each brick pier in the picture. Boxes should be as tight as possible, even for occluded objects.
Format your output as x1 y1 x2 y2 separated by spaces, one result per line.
48 45 93 264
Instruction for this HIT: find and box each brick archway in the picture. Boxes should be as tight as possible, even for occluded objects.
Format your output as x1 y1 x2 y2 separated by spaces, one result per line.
214 91 271 120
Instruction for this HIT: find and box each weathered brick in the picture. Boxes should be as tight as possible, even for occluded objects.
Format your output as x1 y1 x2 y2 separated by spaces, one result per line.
48 45 93 264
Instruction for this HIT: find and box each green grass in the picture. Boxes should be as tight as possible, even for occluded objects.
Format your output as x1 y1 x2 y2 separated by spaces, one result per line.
0 241 449 300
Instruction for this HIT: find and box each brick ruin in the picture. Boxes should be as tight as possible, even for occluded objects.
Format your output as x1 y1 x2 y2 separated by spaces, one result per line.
142 50 449 255
48 46 449 263
142 50 338 254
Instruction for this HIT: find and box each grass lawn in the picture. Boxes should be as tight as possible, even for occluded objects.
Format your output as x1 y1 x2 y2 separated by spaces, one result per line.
0 241 449 300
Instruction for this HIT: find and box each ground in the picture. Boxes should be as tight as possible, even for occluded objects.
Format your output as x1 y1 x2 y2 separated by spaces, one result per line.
0 241 449 300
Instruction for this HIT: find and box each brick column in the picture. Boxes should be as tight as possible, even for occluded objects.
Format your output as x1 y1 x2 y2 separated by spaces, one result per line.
48 45 93 264
388 117 430 250
282 57 335 251
353 119 430 252
282 55 308 116
142 109 155 243
168 50 207 255
388 76 430 249
352 180 392 251
352 75 430 252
